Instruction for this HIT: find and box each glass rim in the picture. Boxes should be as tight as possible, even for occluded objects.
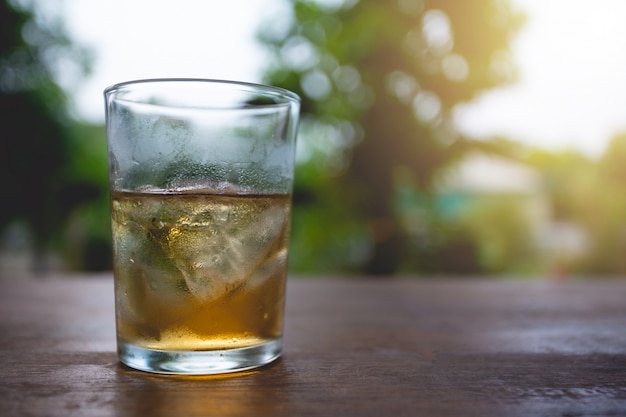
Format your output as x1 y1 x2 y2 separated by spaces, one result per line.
104 78 301 107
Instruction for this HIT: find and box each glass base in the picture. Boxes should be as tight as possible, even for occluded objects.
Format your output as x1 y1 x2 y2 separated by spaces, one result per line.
118 339 282 375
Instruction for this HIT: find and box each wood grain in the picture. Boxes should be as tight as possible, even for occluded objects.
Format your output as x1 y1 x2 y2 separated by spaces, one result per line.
1 275 625 416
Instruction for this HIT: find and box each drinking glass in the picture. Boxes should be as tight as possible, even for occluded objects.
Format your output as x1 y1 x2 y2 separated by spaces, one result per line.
104 79 300 374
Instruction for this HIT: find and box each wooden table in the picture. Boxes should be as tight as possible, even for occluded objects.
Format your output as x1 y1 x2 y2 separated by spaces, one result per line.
1 274 625 416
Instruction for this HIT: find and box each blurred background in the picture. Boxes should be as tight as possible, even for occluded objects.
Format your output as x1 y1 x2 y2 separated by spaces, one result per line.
1 0 624 278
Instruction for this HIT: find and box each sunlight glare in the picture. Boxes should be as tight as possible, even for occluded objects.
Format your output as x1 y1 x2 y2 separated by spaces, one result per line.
454 0 626 157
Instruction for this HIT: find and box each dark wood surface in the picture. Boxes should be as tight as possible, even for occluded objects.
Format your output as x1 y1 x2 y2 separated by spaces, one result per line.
1 274 625 416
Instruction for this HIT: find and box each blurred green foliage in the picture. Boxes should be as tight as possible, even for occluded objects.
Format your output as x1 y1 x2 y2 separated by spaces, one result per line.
0 0 109 271
258 0 527 274
524 134 626 275
258 0 624 276
1 0 623 276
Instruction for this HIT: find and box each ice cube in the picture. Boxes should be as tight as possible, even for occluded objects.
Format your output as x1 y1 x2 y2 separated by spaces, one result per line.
245 246 288 291
168 201 286 302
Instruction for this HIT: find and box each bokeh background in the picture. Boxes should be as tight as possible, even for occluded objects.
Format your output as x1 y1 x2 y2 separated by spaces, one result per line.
1 0 625 278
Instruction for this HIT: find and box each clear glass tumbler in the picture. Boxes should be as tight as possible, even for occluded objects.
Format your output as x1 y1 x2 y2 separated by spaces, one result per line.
104 79 300 374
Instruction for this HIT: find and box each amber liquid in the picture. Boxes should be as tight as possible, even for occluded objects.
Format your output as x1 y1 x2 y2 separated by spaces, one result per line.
111 190 290 351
